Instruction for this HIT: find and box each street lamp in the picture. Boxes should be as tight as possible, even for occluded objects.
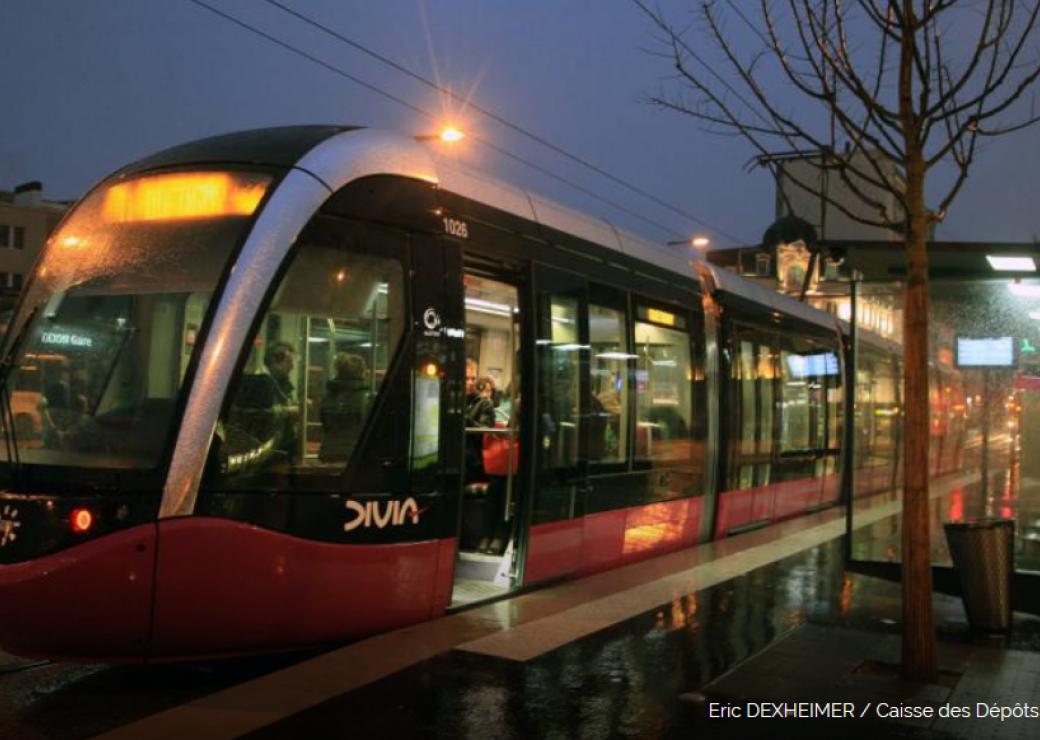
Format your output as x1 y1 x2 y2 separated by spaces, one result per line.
667 236 711 249
415 126 465 143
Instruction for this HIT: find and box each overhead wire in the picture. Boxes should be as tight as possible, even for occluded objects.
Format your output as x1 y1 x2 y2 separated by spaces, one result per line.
259 0 744 243
184 0 741 243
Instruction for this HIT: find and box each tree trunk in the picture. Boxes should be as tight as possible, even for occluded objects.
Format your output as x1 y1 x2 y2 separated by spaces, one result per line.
898 2 937 682
901 154 938 682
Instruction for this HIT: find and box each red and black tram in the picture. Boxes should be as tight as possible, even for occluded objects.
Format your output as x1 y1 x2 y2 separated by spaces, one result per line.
0 126 955 660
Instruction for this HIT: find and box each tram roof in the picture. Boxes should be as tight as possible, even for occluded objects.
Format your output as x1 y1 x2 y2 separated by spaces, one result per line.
119 125 839 334
695 260 841 332
430 146 839 333
117 125 358 174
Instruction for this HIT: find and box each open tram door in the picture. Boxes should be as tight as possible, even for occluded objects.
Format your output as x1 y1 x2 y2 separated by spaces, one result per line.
449 263 527 606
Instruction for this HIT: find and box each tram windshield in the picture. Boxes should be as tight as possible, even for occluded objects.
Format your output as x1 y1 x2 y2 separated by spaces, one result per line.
0 169 272 477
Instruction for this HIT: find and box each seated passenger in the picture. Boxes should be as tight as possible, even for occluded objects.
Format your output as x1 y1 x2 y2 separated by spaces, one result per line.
38 380 79 448
319 352 369 462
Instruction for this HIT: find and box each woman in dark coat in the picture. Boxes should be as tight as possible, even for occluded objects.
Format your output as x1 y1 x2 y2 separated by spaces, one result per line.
320 352 369 463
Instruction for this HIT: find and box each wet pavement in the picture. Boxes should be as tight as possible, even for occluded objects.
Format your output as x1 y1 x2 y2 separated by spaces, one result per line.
248 543 849 739
0 651 318 740
246 538 1037 740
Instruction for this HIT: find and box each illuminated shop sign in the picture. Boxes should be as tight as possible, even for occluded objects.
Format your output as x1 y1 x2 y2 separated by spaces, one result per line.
39 331 93 349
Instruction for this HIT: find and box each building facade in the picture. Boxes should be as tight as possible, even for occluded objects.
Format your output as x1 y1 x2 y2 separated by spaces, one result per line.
0 182 68 308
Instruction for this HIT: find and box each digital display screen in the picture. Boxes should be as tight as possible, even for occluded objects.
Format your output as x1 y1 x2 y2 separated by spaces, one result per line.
786 352 839 377
956 337 1015 368
101 171 270 223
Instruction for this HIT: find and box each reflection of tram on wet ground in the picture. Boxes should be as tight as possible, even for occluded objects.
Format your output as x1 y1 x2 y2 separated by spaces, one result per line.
0 126 963 661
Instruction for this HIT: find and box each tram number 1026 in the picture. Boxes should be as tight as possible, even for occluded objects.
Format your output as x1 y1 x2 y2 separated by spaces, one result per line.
442 217 469 239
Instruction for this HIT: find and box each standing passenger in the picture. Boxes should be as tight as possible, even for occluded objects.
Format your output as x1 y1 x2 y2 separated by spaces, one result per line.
264 341 299 463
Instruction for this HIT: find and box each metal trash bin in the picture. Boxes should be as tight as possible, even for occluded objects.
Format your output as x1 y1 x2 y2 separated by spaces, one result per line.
943 519 1014 633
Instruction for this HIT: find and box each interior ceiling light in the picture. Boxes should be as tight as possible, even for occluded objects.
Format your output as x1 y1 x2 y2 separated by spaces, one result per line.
987 255 1036 272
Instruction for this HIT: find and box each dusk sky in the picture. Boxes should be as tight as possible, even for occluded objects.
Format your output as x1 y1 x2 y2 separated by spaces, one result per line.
5 0 1040 247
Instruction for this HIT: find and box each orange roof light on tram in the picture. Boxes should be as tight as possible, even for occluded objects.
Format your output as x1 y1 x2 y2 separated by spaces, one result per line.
101 171 271 223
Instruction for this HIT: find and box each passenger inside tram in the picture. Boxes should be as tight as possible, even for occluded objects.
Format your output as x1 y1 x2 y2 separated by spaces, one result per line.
319 352 369 462
225 340 300 469
214 231 404 482
454 275 520 601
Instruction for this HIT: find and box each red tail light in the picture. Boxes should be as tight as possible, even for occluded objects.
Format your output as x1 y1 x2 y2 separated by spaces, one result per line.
70 508 94 534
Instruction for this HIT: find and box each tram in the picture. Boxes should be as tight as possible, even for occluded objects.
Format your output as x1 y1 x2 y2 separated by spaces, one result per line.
0 126 956 660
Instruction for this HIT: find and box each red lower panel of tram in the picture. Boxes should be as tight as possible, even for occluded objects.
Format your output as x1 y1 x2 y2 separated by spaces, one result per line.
525 496 704 585
150 518 455 659
0 524 157 661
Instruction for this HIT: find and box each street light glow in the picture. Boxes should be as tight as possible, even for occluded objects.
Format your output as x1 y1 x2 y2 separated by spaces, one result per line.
667 235 711 248
440 126 464 143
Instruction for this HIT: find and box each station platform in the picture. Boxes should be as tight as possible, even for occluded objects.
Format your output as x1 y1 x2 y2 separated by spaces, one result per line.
85 469 1040 740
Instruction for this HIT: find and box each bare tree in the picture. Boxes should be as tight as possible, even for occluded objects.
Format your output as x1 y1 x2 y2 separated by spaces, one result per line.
636 0 1040 680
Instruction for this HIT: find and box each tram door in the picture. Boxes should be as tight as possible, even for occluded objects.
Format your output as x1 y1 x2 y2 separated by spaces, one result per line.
451 271 523 606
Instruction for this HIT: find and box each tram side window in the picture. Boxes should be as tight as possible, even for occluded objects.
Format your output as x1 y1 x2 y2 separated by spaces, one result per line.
731 337 756 489
758 342 776 466
589 304 628 465
826 356 843 451
634 314 692 466
858 348 898 466
210 225 405 488
739 340 756 453
779 339 838 452
540 296 581 470
730 331 779 490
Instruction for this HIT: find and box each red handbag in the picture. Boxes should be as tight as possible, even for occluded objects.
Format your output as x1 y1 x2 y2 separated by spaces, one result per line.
482 432 519 476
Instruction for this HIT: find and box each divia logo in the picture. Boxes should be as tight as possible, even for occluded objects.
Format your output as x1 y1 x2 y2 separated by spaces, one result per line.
0 505 21 547
344 497 425 532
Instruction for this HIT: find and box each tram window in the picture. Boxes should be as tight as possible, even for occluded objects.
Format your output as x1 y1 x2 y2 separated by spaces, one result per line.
757 343 775 459
729 330 777 490
826 367 843 450
634 319 692 465
0 169 270 473
540 296 580 470
780 347 812 452
855 361 875 466
858 348 898 467
877 357 898 459
739 340 756 457
780 340 838 452
210 224 405 488
589 304 629 465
